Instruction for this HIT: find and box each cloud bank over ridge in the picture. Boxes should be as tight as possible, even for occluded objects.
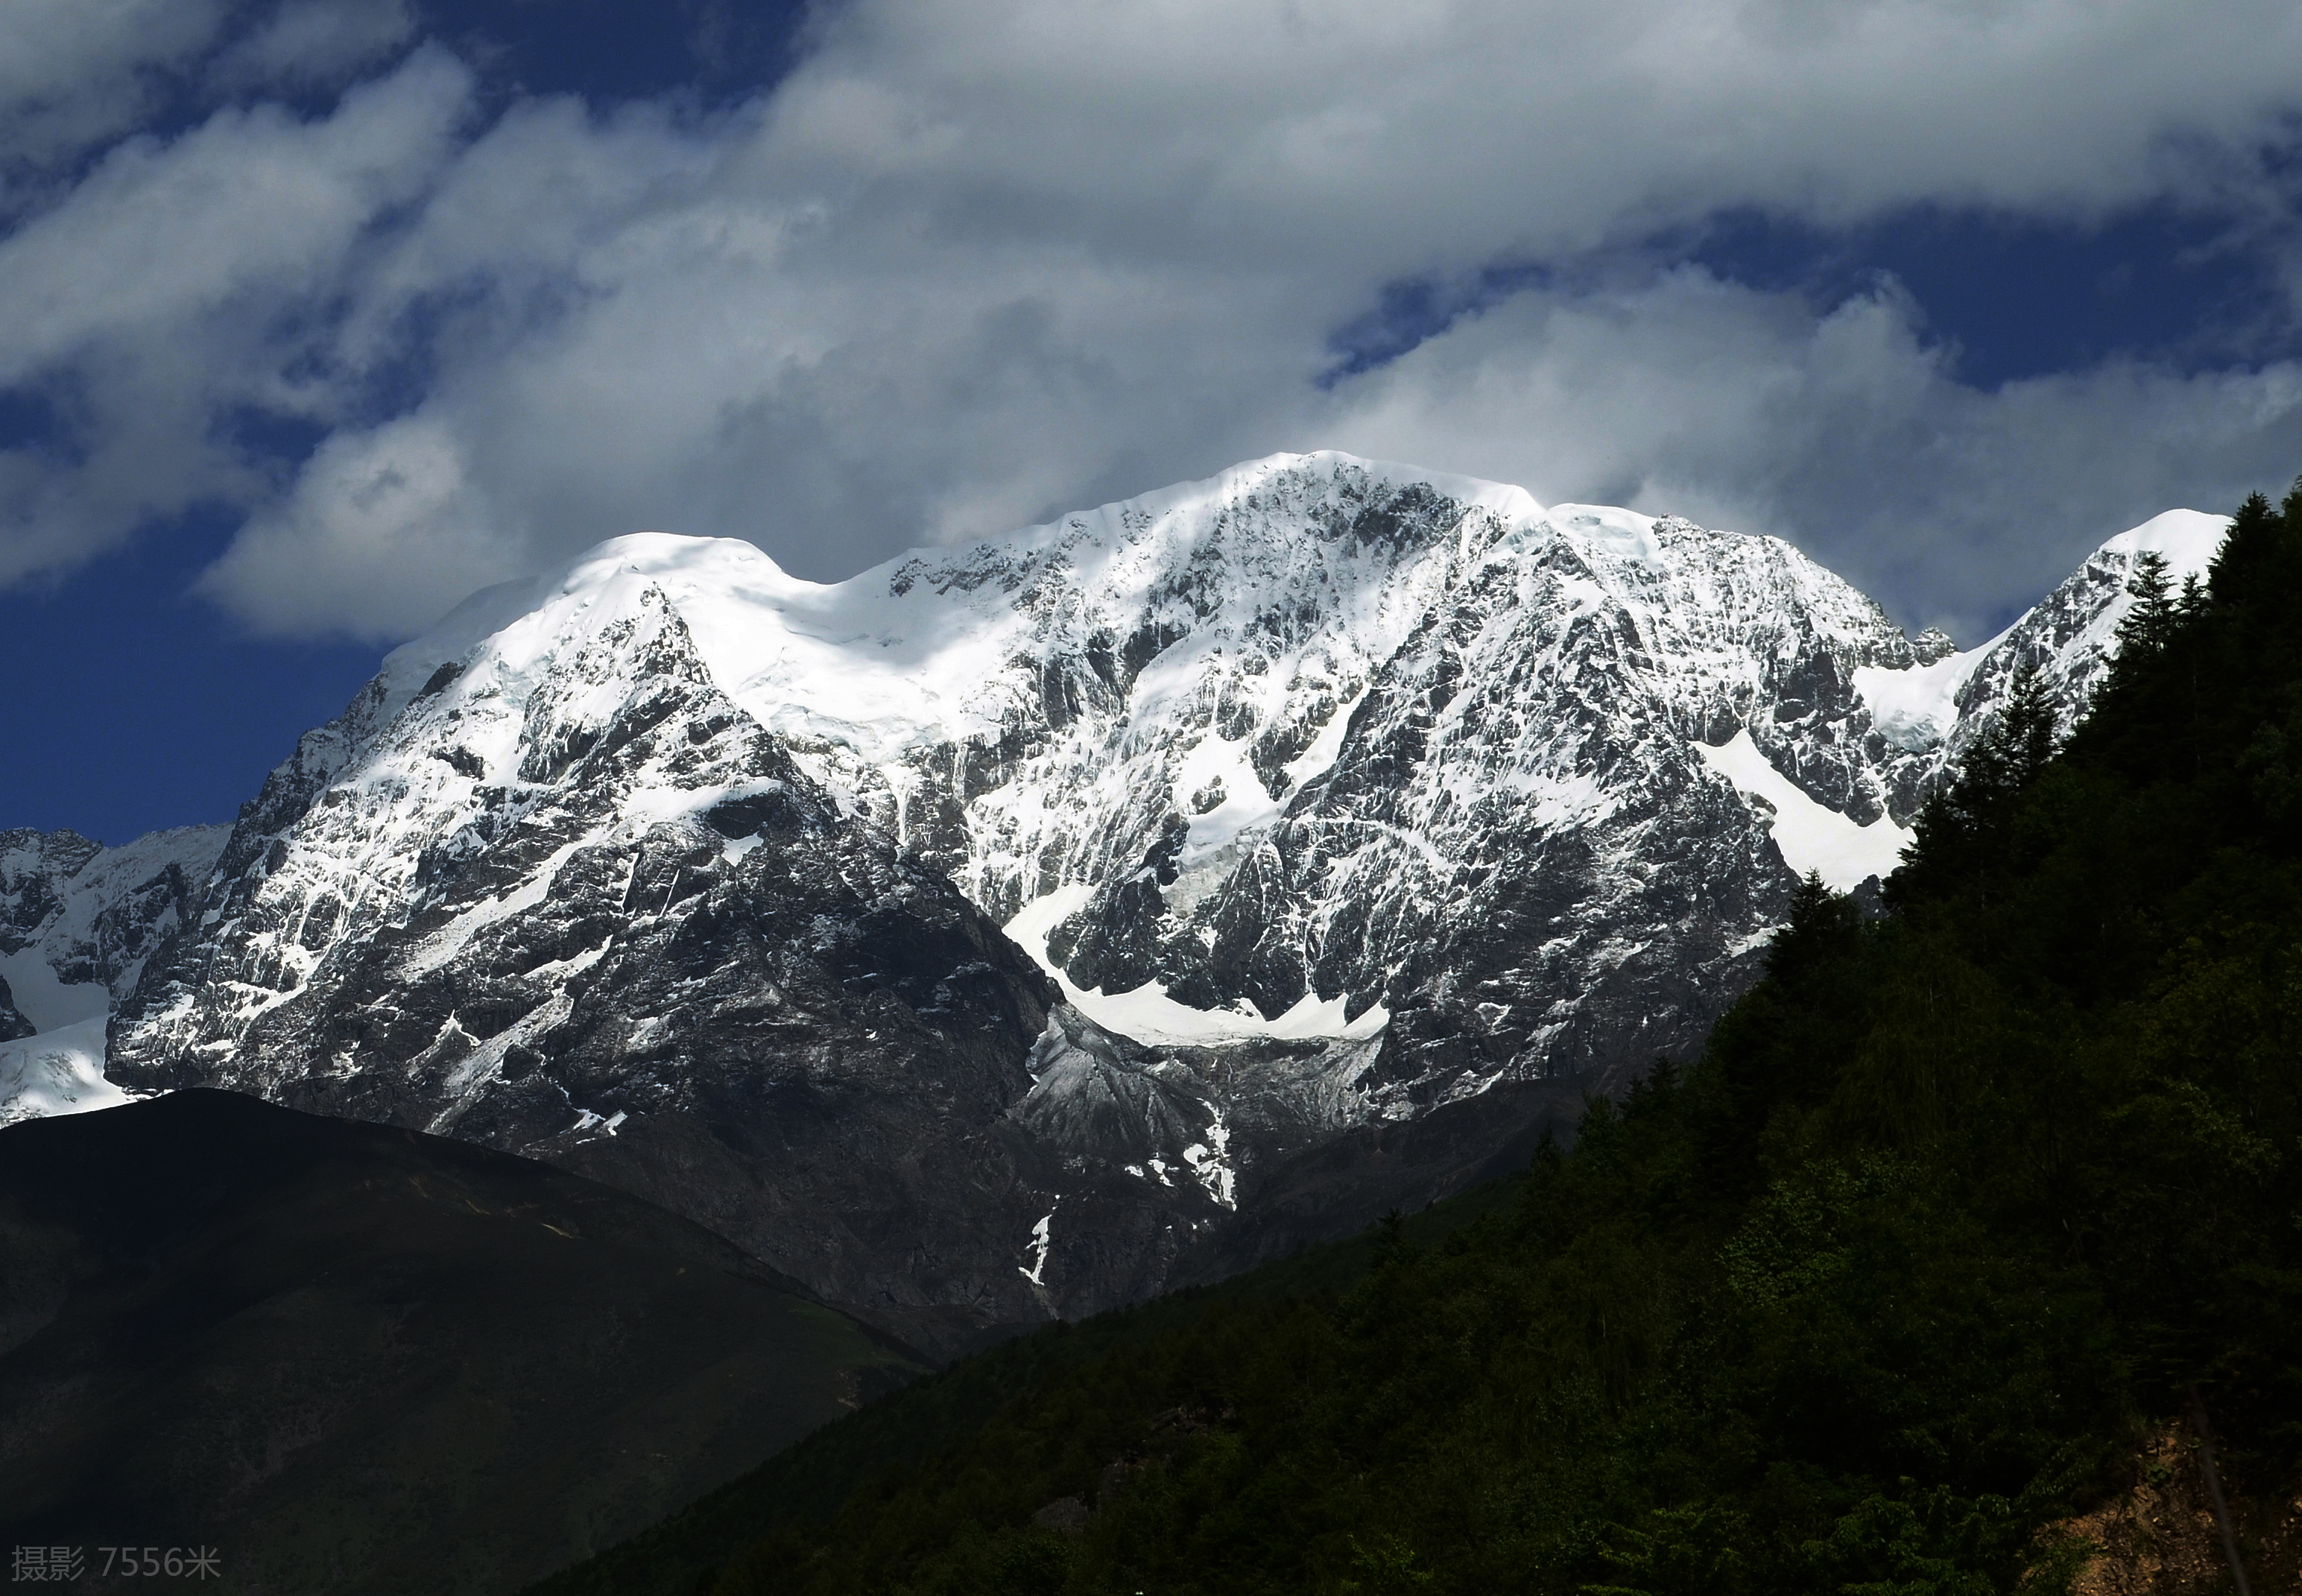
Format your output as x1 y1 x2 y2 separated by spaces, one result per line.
5 0 2302 642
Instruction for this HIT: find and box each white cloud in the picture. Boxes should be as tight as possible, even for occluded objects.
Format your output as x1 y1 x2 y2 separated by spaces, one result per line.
0 0 230 170
0 50 468 381
209 0 414 95
0 48 471 586
0 0 415 172
10 0 2302 637
197 412 516 630
767 0 2302 271
1324 271 2302 639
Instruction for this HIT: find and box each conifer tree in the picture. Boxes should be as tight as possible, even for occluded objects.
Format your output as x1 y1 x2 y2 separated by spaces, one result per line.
1951 709 2010 817
1942 661 2054 820
2209 490 2280 607
1887 662 2055 908
1998 660 2058 788
1768 869 1859 983
2116 549 2175 656
1887 788 1963 910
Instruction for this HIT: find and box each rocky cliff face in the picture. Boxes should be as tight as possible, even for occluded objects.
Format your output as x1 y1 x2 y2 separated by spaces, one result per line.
99 453 2229 1338
0 825 228 1121
103 578 1086 1347
1 827 228 1013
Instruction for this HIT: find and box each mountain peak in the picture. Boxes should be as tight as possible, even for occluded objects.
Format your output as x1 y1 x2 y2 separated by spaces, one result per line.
2097 507 2230 571
74 454 2235 1332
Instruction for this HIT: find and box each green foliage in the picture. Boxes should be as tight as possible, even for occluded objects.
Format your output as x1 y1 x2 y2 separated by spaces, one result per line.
544 483 2302 1596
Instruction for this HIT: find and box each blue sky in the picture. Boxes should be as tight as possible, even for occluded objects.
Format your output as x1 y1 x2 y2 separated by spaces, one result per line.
8 0 2302 842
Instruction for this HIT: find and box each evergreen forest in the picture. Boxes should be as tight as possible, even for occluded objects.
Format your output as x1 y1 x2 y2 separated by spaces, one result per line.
535 484 2302 1595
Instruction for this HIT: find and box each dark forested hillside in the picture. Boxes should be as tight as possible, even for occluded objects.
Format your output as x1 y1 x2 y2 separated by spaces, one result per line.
534 485 2302 1596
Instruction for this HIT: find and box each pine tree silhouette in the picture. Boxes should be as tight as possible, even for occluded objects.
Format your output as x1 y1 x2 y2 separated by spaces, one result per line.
1999 661 2058 790
2208 490 2280 607
2116 550 2175 656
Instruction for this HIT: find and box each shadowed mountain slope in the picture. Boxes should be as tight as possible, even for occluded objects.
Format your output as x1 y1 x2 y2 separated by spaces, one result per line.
0 1090 925 1596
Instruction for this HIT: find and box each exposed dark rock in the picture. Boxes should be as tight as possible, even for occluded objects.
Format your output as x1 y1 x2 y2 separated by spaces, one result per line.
0 974 31 1042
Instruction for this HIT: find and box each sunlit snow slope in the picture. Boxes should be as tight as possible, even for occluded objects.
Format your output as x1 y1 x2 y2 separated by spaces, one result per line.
341 454 2215 1098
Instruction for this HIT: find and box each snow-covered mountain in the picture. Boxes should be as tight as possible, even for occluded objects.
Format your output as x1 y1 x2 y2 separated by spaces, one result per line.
1867 509 2228 770
97 452 2226 1336
0 825 227 1123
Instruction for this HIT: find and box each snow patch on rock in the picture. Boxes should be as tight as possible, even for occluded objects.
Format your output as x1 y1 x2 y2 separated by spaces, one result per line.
1019 1203 1057 1285
1006 885 1388 1045
0 1017 128 1125
1693 732 1914 891
0 949 109 1033
1853 642 1997 753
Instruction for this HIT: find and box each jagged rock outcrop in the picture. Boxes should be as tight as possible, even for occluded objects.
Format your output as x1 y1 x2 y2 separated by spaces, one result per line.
104 580 1087 1347
0 975 30 1043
